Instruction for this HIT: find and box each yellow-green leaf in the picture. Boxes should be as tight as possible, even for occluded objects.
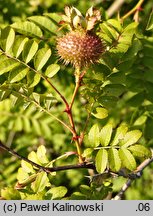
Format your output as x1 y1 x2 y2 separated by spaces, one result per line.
108 148 121 172
36 145 49 164
23 40 38 63
12 36 29 58
119 148 136 171
122 130 142 147
95 149 108 173
111 125 128 146
0 59 19 75
9 65 29 83
92 107 108 119
11 21 43 38
0 26 15 52
128 145 152 158
34 48 51 71
47 186 68 200
100 124 113 146
88 124 100 147
45 64 60 78
31 172 50 193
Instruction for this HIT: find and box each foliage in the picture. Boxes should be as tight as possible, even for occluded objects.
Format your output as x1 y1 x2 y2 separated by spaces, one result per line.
0 0 153 200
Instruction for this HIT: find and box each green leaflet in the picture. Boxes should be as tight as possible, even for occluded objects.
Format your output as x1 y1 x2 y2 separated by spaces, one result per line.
128 145 152 158
0 26 15 52
36 145 49 164
108 148 121 172
22 40 38 63
34 48 52 71
88 124 100 147
12 36 29 58
31 172 50 193
111 125 128 146
47 186 68 200
119 148 136 171
17 167 32 184
95 149 108 173
106 19 122 33
45 64 60 78
27 71 41 88
92 107 108 119
100 124 113 146
121 130 142 147
28 16 58 34
31 118 42 136
0 59 19 75
11 21 43 38
21 160 35 174
28 151 42 165
8 65 29 83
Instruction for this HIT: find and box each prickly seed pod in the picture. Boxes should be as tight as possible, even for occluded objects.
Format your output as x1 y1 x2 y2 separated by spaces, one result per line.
56 6 105 69
57 31 103 69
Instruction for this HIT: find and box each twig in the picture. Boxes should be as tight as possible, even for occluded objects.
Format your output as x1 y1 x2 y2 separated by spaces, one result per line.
121 0 144 21
112 150 153 200
107 0 125 18
0 141 95 173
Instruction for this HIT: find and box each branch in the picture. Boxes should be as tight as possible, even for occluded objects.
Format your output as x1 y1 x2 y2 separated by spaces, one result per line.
112 150 153 200
0 141 94 173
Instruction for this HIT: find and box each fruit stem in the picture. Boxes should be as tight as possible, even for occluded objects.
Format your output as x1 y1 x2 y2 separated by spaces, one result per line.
68 68 87 163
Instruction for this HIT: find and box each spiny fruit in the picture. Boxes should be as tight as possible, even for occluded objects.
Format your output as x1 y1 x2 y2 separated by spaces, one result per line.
56 6 105 69
57 30 103 69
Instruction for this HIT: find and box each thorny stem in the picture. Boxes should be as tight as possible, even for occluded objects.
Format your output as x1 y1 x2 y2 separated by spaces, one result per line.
121 0 144 21
66 69 86 163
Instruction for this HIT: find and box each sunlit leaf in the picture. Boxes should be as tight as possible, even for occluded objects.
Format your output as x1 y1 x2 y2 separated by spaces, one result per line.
100 124 113 146
0 59 19 75
45 64 60 78
9 65 29 83
11 21 43 38
119 148 136 171
95 149 108 173
34 48 51 71
128 144 152 158
36 145 49 164
121 130 142 147
22 40 38 63
31 172 50 193
27 71 41 88
88 124 100 147
21 160 35 174
47 186 67 199
28 16 58 34
0 26 15 52
111 125 128 146
108 148 121 172
92 107 108 119
12 36 29 58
